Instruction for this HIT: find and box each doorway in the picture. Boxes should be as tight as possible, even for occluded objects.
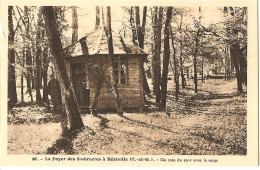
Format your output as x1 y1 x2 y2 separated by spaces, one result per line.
71 63 90 108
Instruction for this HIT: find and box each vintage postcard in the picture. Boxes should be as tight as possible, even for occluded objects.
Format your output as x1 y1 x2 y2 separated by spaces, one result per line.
0 0 258 167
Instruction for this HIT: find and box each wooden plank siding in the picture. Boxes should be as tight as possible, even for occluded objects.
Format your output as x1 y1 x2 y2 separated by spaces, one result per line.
89 55 143 108
66 54 145 109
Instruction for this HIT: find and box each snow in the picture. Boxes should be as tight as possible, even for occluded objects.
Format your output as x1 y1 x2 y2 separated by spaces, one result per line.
8 78 247 155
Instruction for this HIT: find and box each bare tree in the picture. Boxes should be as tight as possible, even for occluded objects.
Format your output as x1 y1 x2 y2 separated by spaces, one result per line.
193 28 200 93
72 6 78 43
8 6 18 110
35 8 43 102
21 45 25 102
178 14 186 88
160 7 172 110
192 7 203 94
105 6 123 113
170 27 179 101
134 6 151 95
42 45 49 102
42 6 84 132
225 7 247 92
130 7 138 46
152 6 163 104
95 6 101 29
24 6 33 101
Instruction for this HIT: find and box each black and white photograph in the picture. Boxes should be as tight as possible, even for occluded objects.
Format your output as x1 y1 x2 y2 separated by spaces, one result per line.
1 0 258 167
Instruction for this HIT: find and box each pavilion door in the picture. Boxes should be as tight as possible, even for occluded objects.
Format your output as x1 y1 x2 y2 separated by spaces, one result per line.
71 63 89 108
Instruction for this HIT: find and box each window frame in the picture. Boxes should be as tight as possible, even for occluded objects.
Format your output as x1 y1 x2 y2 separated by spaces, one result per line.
113 55 128 85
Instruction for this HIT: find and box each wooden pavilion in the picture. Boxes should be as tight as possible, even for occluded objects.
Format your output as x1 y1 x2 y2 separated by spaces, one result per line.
64 28 148 110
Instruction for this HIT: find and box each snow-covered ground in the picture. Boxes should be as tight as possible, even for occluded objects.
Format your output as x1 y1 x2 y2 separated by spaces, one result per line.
8 78 247 155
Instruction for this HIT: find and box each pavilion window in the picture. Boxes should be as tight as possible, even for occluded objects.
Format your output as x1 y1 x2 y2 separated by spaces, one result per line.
113 56 127 84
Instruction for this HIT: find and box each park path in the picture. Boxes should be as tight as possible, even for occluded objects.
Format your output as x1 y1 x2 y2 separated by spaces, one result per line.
8 79 247 155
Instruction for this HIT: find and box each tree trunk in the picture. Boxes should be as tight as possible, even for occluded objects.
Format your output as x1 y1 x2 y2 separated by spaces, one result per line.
142 70 150 95
193 7 203 93
151 7 158 94
160 7 172 110
193 30 200 93
80 37 103 114
230 44 243 92
21 41 26 103
156 7 163 104
42 46 49 101
24 6 33 102
106 6 123 113
130 7 138 46
224 47 227 81
237 47 247 86
31 44 36 90
135 6 141 47
8 6 17 110
35 49 41 102
231 57 234 78
140 7 147 49
80 38 89 55
21 74 24 102
227 47 231 80
178 14 185 88
72 6 78 43
42 6 84 132
228 7 246 91
201 56 204 83
180 57 185 88
194 56 198 93
134 6 150 95
95 6 101 29
170 28 179 101
90 68 105 113
35 8 43 102
152 7 163 104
